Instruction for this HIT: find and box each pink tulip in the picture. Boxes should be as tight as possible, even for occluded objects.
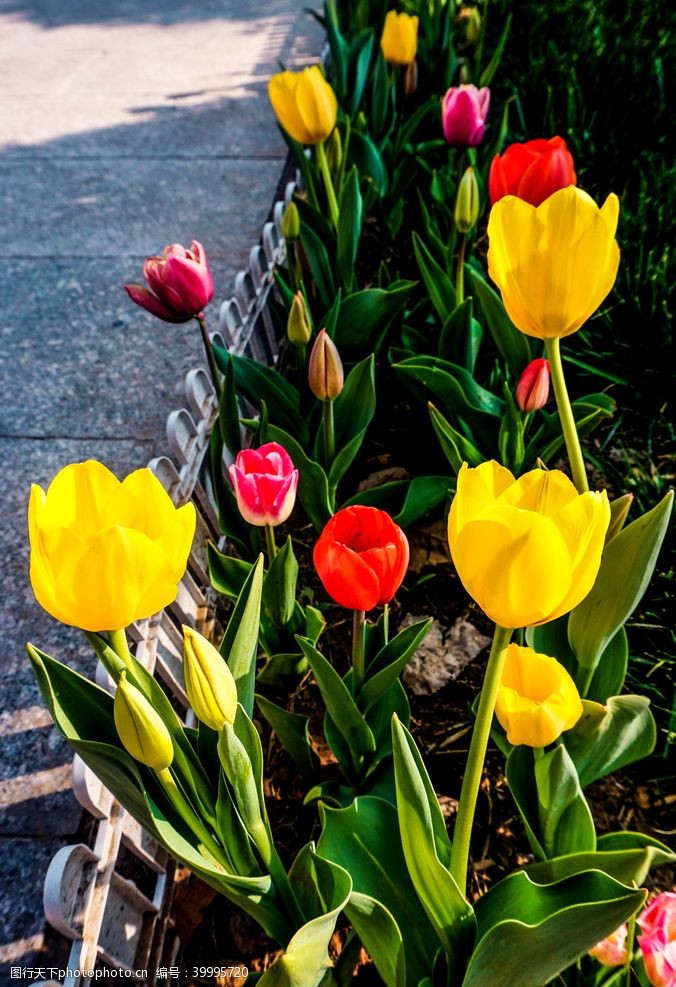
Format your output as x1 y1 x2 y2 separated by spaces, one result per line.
125 240 214 323
515 358 550 412
638 892 676 987
589 924 629 966
229 443 299 527
441 85 490 147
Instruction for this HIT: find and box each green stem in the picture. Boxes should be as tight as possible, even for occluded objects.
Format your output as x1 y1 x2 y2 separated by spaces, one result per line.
624 912 636 986
382 603 390 645
197 315 222 398
352 609 366 697
108 628 133 670
449 623 512 894
544 337 588 493
315 139 340 229
323 399 336 463
156 766 228 869
456 234 467 305
264 524 278 563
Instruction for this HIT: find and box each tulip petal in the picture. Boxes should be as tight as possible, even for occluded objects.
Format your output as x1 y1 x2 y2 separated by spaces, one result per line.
268 71 311 145
313 540 381 611
124 283 188 323
546 490 609 619
448 460 515 543
497 468 578 517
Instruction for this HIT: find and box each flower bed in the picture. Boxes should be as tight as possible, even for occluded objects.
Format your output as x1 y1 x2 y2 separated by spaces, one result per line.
27 2 674 985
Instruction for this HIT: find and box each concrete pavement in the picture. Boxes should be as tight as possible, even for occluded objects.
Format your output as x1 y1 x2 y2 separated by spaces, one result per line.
0 1 320 975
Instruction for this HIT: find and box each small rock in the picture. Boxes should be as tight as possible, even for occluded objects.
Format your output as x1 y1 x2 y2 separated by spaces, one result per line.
401 615 491 695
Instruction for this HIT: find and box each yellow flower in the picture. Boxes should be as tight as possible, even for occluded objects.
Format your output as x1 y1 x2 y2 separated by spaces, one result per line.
268 66 337 145
29 460 196 632
380 10 419 66
448 461 610 628
114 671 174 769
183 626 238 732
495 644 583 746
487 186 620 339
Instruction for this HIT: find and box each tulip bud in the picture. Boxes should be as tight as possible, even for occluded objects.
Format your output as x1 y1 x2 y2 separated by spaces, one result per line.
515 358 550 412
281 201 300 242
114 671 174 769
466 8 481 44
403 59 419 97
308 329 344 401
183 626 238 732
455 167 479 234
287 291 312 345
589 925 629 967
325 126 342 174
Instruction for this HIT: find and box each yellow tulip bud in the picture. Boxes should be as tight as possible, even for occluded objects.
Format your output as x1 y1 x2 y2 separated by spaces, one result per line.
182 626 238 732
268 65 337 146
466 8 482 45
448 461 610 628
281 201 300 242
114 671 174 769
325 126 343 174
287 291 312 345
380 10 419 66
28 460 196 632
308 329 344 401
455 166 479 234
495 644 583 746
487 186 620 339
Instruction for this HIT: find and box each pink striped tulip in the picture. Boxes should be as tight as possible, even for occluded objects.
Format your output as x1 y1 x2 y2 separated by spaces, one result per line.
229 443 299 527
441 85 490 147
638 892 676 987
125 240 214 323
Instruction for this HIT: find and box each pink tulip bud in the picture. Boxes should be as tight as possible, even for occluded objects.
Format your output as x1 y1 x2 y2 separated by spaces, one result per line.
229 442 299 527
515 358 550 412
638 892 676 987
441 84 490 147
124 240 214 323
589 925 629 967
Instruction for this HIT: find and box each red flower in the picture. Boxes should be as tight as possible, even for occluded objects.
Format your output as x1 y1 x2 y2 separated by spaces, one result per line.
515 358 550 412
489 136 577 206
313 506 410 611
125 240 214 323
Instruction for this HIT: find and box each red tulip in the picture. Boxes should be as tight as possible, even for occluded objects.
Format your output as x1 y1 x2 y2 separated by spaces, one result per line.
489 136 577 206
515 358 550 412
441 85 490 147
313 506 409 611
125 240 214 323
229 442 299 527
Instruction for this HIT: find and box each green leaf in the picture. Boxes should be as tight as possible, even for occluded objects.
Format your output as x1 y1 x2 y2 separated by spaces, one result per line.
337 167 363 290
534 744 596 858
263 424 333 530
263 536 298 627
525 834 675 888
463 870 646 987
392 716 476 967
568 490 673 673
301 221 337 311
326 354 377 489
347 130 388 194
413 232 455 322
347 31 375 116
297 637 376 762
213 346 308 445
478 13 512 87
255 693 319 780
439 298 483 373
256 651 309 684
259 847 352 986
207 426 253 556
221 555 264 718
359 620 432 714
428 403 485 473
584 628 629 703
317 797 441 987
564 696 656 788
468 268 531 378
343 475 451 528
218 355 242 455
208 545 252 603
334 282 416 355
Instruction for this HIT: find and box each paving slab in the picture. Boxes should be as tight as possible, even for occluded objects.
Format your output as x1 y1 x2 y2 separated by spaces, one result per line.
0 0 322 976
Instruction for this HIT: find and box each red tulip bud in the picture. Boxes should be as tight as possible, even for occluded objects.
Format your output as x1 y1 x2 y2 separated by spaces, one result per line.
124 240 214 323
516 358 550 412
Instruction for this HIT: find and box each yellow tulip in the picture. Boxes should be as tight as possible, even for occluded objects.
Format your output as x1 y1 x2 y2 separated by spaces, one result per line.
495 643 583 746
29 460 196 632
114 671 174 769
268 65 337 145
380 10 419 66
448 460 610 628
487 186 620 339
183 626 238 732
